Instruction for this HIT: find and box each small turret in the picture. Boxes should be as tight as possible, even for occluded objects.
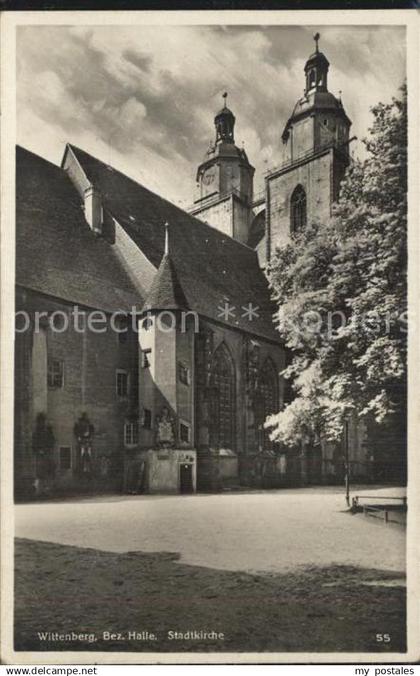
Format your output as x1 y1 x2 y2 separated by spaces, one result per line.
281 33 352 161
190 92 255 244
214 92 235 143
142 223 188 314
304 32 330 93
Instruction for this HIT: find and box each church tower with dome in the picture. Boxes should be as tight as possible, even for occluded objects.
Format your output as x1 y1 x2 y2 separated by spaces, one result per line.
189 92 255 245
190 35 354 269
263 33 353 261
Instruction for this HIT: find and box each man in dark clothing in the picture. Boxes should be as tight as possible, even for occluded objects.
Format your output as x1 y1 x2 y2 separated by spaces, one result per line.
32 413 55 495
74 412 95 477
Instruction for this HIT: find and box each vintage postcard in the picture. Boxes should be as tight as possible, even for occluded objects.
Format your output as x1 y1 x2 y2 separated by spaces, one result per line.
0 8 419 665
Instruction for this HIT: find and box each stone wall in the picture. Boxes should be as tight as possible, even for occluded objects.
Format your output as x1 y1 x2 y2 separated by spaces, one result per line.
232 196 252 244
290 116 315 159
191 193 252 246
267 148 333 252
14 288 138 496
191 195 233 237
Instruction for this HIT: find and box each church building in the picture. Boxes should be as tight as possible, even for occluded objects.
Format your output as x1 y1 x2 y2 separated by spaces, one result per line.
14 37 371 497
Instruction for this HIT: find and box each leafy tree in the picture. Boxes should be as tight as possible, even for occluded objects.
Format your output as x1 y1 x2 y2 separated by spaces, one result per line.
266 85 407 460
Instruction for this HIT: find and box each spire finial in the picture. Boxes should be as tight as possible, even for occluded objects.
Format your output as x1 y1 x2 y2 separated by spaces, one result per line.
314 32 320 53
222 91 228 108
164 221 169 256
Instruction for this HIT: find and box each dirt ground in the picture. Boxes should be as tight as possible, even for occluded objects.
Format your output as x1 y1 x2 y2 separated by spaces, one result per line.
14 537 406 654
15 487 406 574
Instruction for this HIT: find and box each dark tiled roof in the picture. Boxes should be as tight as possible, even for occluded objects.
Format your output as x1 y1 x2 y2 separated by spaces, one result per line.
16 143 279 342
282 90 350 141
305 50 330 69
16 146 143 313
215 106 235 119
67 144 279 342
143 254 189 312
202 141 251 164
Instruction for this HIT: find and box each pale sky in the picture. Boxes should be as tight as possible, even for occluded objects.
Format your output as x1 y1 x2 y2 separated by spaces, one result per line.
17 24 406 208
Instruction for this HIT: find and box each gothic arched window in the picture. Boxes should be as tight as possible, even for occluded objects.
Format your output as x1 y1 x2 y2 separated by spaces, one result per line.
290 184 307 233
255 358 279 452
209 343 235 449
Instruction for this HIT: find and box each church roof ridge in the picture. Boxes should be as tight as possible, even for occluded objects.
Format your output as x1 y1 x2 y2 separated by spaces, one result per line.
66 143 256 254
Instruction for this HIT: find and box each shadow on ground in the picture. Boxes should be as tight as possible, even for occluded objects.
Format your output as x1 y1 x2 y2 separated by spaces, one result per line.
15 538 406 653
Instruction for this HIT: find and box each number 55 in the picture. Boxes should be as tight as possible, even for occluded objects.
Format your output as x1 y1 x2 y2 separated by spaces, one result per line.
376 634 391 642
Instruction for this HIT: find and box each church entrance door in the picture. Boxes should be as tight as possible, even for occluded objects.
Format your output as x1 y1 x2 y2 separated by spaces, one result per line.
179 463 193 493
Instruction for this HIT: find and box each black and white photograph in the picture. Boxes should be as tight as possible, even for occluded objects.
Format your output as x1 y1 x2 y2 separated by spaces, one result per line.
0 9 418 666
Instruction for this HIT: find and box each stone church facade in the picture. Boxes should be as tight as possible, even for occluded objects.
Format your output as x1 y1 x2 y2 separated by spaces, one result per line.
15 38 372 498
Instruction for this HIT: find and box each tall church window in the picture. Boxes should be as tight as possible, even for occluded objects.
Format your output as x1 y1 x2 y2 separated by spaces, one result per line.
209 343 235 449
255 358 279 452
290 184 307 233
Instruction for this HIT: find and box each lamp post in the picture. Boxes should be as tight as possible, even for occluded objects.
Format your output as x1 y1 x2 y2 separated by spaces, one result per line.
344 419 350 507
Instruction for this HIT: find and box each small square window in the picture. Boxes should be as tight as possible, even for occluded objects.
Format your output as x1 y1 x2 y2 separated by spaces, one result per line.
179 422 191 444
124 420 139 447
48 359 64 389
59 446 72 471
178 362 191 385
141 348 152 368
116 370 129 398
142 408 152 429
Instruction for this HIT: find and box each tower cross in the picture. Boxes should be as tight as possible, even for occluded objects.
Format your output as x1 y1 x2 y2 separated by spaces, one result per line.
314 32 320 52
222 91 228 108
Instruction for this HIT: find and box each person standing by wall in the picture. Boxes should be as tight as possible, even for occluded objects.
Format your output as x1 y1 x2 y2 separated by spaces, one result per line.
32 413 55 496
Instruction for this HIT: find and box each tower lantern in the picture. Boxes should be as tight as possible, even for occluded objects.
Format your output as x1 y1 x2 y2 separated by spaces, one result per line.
214 92 236 144
304 32 330 93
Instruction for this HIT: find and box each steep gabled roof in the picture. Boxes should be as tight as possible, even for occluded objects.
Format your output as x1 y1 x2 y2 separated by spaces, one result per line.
16 143 280 342
142 253 189 313
16 146 143 313
66 144 279 342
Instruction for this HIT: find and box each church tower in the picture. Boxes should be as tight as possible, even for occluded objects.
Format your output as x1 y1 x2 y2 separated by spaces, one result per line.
189 93 255 245
264 34 353 261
